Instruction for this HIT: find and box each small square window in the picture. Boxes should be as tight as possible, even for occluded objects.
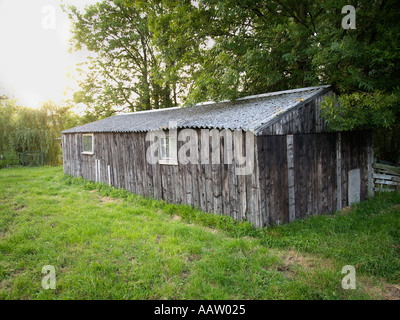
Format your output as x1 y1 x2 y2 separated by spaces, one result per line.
159 134 177 165
82 134 94 154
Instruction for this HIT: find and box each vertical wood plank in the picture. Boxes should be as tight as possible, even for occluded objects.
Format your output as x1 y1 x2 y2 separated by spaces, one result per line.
336 132 342 211
286 134 296 222
367 132 374 197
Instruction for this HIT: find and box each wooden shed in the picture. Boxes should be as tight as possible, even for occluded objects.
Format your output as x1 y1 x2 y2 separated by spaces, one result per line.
62 85 374 227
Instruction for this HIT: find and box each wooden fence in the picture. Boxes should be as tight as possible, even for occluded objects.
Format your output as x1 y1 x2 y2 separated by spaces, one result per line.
373 163 400 192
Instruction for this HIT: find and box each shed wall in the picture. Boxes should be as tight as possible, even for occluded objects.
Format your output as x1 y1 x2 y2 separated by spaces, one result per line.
256 130 373 226
62 129 263 226
62 129 373 227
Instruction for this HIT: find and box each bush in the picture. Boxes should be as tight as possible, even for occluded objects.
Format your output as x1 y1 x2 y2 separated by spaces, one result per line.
0 151 18 169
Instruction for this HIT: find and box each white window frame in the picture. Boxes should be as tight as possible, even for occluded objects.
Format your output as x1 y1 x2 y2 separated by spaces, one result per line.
82 133 94 155
158 133 178 165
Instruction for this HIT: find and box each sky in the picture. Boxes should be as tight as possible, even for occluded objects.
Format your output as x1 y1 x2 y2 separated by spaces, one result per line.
0 0 99 109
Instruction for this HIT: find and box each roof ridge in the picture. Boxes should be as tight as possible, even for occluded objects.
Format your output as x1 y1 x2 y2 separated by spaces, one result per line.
61 85 332 134
188 85 331 107
115 85 331 116
235 85 330 102
251 86 330 134
116 106 181 116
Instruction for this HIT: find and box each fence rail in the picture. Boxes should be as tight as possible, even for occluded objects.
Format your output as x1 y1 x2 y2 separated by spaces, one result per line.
17 151 44 167
373 163 400 192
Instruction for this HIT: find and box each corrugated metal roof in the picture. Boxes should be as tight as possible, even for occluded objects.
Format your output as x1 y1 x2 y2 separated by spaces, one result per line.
62 85 330 135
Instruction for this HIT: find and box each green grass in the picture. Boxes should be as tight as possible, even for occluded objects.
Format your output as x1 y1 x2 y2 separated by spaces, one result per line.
0 166 399 300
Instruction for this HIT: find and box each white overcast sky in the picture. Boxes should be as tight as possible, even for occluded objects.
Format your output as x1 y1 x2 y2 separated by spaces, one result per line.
0 0 99 108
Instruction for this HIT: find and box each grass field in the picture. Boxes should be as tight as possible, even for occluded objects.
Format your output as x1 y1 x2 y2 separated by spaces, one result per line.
0 166 399 300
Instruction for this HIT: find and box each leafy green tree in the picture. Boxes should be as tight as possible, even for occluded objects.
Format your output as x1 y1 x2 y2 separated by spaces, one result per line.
139 0 327 104
0 96 81 167
314 0 400 163
64 0 178 118
0 96 16 163
40 101 81 165
66 0 399 162
141 0 400 161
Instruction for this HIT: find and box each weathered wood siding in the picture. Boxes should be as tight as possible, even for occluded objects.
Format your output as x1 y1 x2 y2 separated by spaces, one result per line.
62 129 263 226
339 130 373 207
258 89 333 136
292 133 337 219
256 130 372 226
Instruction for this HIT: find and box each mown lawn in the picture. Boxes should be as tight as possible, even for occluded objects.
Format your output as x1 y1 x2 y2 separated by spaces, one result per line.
0 166 399 300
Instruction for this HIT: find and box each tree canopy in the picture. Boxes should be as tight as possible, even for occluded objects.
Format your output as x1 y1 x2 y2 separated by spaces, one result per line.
64 0 179 118
65 0 400 161
140 0 400 127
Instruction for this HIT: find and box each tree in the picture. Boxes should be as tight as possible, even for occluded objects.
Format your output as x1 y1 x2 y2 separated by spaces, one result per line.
0 96 81 167
143 0 400 161
141 0 327 104
67 0 399 161
0 96 16 156
314 0 400 163
64 0 178 118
